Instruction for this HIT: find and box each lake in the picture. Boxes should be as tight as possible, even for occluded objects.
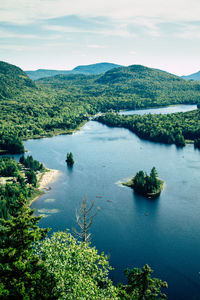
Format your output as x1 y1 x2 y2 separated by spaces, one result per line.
25 104 200 300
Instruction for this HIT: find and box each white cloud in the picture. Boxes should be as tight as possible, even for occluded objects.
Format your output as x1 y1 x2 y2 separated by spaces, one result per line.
129 51 136 55
176 24 200 39
0 44 37 51
44 24 135 38
0 28 62 40
88 44 107 48
1 0 200 24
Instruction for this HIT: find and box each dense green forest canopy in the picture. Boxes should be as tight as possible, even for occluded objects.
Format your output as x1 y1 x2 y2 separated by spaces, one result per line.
0 61 200 153
0 156 44 219
97 109 200 147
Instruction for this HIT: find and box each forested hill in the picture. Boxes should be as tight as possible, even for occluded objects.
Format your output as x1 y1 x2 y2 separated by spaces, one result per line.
38 64 200 109
26 62 122 80
0 61 36 99
1 60 200 153
182 70 200 81
95 64 200 103
72 62 122 74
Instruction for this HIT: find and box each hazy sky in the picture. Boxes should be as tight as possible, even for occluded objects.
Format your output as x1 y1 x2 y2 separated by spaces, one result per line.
0 0 200 75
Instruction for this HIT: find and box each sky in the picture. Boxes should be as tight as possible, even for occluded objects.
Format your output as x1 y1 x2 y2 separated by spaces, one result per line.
0 0 200 75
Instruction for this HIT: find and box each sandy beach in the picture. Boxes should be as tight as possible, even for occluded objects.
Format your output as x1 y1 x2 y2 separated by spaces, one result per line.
30 169 60 205
38 169 60 189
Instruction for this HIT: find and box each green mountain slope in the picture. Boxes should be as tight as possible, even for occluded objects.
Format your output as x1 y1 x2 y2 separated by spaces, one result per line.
0 61 36 99
1 61 200 153
26 62 122 80
38 64 200 109
72 62 122 74
182 70 200 81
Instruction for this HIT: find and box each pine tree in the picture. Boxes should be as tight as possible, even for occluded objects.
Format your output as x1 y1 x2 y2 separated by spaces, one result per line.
0 198 56 299
121 264 168 299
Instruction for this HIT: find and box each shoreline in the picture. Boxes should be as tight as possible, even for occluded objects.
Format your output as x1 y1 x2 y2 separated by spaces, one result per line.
30 168 61 205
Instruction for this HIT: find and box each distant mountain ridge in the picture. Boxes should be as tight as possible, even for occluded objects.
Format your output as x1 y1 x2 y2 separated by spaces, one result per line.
25 62 122 80
182 70 200 81
38 64 200 108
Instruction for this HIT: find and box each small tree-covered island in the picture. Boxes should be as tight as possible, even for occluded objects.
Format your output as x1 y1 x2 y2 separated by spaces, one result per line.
123 167 164 198
66 152 75 166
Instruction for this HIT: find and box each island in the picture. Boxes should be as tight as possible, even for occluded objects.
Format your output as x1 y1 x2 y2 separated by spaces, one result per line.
66 152 75 166
123 167 164 198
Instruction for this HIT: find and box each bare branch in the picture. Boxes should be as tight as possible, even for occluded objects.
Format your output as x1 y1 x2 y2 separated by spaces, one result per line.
74 196 98 243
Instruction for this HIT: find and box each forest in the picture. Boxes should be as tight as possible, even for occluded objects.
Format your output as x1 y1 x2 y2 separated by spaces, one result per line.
0 195 168 299
0 156 45 219
1 60 200 298
0 61 200 153
97 109 200 147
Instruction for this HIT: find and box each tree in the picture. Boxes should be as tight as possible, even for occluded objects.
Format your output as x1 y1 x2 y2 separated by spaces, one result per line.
74 196 97 242
37 231 118 299
0 198 56 299
118 264 168 299
25 170 37 187
66 152 74 166
150 167 159 191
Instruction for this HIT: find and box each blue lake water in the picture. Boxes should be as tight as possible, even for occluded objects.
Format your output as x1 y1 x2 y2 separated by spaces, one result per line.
24 105 200 300
119 104 197 115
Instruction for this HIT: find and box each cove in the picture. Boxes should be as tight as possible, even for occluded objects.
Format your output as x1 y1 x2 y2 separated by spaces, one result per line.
25 105 200 300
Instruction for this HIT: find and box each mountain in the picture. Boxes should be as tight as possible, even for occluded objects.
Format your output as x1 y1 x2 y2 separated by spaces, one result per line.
39 64 200 108
72 62 122 75
182 71 200 81
25 62 122 80
25 69 72 81
1 61 200 153
0 61 36 99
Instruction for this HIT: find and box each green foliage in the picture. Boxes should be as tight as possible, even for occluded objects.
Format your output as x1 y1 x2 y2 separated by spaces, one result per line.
0 182 31 219
97 109 200 147
194 138 200 149
118 264 168 299
124 167 163 197
37 231 118 299
0 61 36 99
20 155 44 172
0 156 42 218
1 61 200 153
0 157 20 177
25 170 37 187
0 131 24 154
66 152 74 166
0 199 55 299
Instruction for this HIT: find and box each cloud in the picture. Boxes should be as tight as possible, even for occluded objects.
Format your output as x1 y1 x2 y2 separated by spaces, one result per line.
176 23 200 39
0 44 37 51
1 0 200 25
0 29 37 39
88 44 107 48
0 28 63 40
44 24 135 38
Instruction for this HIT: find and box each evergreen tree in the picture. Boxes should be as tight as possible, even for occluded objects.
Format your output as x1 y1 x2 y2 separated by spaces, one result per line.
25 170 37 187
119 264 168 299
66 152 74 166
0 199 56 299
